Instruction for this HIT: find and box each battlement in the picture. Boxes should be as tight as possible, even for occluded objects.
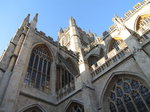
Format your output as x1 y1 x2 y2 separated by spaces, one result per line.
99 0 150 40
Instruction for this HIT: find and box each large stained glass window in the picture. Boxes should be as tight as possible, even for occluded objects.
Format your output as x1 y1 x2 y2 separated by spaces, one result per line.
24 45 52 93
108 77 150 112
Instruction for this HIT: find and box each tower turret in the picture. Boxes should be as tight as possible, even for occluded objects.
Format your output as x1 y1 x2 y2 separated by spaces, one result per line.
68 17 81 52
88 30 94 37
30 13 38 29
21 14 30 28
58 28 64 36
69 17 76 27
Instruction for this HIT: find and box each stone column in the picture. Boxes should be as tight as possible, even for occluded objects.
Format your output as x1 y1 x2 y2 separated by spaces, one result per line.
80 68 98 112
120 30 150 81
77 55 98 112
82 85 98 112
50 61 57 101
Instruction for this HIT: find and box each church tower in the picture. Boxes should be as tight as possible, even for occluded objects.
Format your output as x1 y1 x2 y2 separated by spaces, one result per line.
0 0 150 112
58 17 95 53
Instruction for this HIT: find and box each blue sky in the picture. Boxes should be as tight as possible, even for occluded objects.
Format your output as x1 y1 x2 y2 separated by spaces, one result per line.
0 0 141 56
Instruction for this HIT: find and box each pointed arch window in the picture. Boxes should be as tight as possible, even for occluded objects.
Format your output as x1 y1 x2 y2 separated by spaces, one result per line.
109 38 123 52
136 14 150 31
23 107 43 112
24 45 52 93
104 76 150 112
66 102 84 112
66 58 79 76
56 65 74 92
88 55 99 67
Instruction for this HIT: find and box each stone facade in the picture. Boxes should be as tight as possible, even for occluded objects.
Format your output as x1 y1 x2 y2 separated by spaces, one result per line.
0 0 150 112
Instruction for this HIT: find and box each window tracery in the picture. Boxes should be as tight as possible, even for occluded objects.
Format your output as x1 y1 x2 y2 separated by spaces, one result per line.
23 107 43 112
56 65 74 92
66 102 84 112
136 15 150 31
109 39 123 52
107 76 150 112
66 58 78 76
24 45 52 93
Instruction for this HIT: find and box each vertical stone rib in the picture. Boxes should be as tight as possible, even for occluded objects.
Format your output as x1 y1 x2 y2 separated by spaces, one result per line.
0 28 27 105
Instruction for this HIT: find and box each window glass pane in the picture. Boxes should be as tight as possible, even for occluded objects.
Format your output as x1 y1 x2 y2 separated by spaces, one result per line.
140 85 150 107
43 60 47 73
62 70 65 87
31 70 36 86
131 80 139 89
123 82 131 93
34 55 39 69
123 95 136 112
116 99 126 112
116 87 123 97
117 79 122 86
24 68 31 84
110 92 116 101
36 73 41 89
29 53 35 67
41 74 46 90
38 58 43 72
110 102 117 112
47 62 51 77
132 91 148 112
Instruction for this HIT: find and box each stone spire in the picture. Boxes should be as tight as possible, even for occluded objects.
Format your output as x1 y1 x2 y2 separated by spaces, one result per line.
33 13 38 22
58 28 64 35
58 28 64 40
21 14 30 28
30 13 38 29
88 30 94 37
112 15 125 31
112 15 134 34
69 16 76 26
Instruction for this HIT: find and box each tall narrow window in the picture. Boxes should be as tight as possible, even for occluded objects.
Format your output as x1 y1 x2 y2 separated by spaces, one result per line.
56 65 74 91
25 45 52 93
56 65 75 99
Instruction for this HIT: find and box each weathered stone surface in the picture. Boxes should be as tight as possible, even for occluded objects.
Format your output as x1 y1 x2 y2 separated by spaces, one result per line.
0 1 150 112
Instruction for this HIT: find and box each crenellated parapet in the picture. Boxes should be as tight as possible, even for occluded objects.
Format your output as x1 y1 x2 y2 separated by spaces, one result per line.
122 0 150 21
98 0 150 40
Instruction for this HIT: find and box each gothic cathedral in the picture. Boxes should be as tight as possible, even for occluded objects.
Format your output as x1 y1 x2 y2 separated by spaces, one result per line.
0 0 150 112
